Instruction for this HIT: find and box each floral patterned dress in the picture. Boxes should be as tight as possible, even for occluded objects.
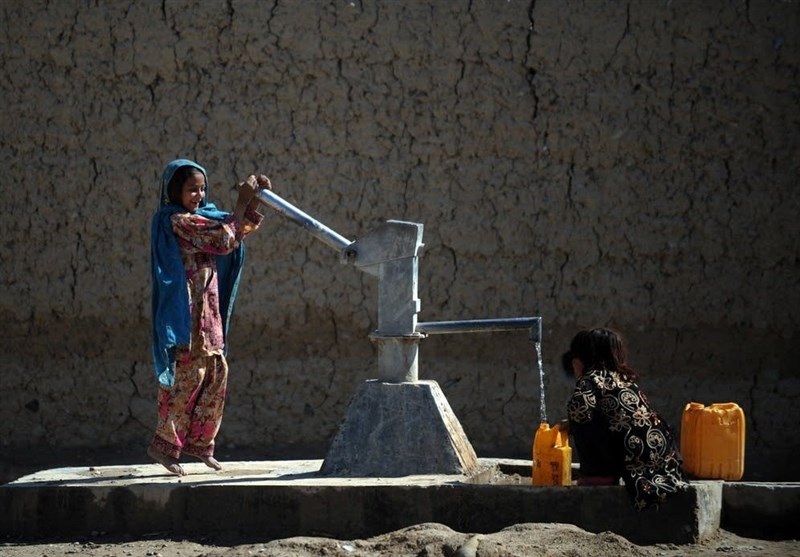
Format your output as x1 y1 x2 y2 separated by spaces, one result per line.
567 368 687 509
150 206 263 460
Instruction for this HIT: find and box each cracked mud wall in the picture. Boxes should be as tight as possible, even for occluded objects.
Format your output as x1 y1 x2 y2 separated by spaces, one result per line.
1 1 798 481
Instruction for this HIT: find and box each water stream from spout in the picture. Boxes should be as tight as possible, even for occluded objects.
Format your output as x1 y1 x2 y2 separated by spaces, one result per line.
535 341 547 424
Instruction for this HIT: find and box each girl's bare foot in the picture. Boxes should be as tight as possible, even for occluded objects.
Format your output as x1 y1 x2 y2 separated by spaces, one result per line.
147 446 186 476
196 455 223 471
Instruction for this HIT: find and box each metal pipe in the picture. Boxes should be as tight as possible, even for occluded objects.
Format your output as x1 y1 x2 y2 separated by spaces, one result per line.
254 188 353 252
416 317 542 343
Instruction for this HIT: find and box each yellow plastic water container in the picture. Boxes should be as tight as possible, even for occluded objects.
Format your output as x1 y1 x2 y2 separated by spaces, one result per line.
680 402 745 480
531 422 572 486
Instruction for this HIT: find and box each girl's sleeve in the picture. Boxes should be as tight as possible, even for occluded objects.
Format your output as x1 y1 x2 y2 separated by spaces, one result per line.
567 376 597 424
238 202 265 239
171 213 239 255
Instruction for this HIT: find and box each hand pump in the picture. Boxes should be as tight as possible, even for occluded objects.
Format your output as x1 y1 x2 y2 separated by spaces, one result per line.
254 188 541 476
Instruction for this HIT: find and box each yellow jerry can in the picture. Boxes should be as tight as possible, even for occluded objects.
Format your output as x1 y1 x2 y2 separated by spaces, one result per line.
680 402 745 481
532 422 572 486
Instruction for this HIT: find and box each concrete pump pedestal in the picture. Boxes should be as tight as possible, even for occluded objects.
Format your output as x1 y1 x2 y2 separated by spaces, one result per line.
320 380 479 477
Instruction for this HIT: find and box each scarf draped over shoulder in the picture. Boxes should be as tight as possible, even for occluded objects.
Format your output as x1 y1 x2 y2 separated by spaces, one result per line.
150 159 245 386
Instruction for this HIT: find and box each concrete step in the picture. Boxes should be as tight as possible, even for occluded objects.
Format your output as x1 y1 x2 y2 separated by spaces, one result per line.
0 458 728 545
721 482 800 540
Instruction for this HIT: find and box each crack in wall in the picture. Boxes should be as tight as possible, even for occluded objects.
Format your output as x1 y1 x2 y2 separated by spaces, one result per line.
604 2 631 71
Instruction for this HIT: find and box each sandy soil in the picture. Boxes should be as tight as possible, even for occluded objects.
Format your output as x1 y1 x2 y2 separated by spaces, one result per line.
2 523 798 557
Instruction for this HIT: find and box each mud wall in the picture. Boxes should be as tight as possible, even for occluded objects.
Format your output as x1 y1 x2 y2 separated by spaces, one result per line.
1 1 798 482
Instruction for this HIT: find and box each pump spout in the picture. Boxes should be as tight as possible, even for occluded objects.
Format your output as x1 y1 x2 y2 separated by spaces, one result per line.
416 317 542 344
253 188 353 252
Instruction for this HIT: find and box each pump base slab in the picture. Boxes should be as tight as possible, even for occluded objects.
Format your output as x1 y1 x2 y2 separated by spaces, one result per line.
320 380 479 477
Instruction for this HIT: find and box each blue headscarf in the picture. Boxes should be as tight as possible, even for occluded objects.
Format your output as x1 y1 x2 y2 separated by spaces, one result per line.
150 159 245 386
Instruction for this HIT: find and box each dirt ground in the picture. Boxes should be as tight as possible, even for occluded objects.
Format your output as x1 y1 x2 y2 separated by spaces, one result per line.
2 523 798 557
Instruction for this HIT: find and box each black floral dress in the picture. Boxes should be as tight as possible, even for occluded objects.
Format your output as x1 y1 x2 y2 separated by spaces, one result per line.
567 368 687 509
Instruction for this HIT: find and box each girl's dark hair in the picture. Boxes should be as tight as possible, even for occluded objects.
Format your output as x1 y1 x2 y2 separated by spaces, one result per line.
561 328 638 381
167 166 204 205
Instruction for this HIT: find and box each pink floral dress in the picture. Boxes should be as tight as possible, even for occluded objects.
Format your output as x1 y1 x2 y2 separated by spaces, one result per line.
150 205 263 460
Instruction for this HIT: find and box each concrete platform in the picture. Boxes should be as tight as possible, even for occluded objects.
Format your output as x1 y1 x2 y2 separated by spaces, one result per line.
0 458 729 545
721 482 800 540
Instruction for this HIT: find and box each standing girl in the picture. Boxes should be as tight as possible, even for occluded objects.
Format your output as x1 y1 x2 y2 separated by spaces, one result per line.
149 159 269 475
